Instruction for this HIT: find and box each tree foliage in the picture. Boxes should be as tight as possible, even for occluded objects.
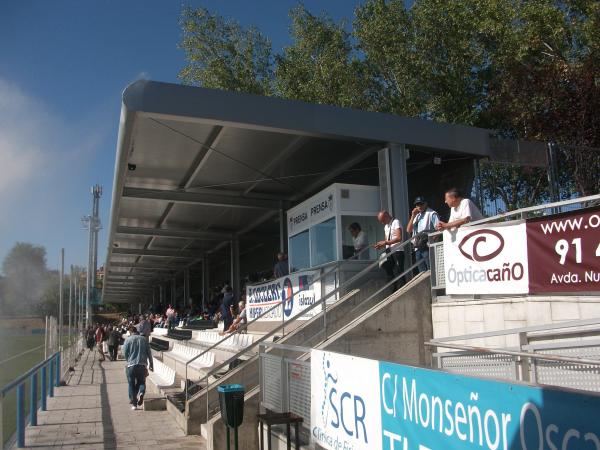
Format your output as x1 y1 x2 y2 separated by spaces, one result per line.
179 1 600 207
179 7 273 95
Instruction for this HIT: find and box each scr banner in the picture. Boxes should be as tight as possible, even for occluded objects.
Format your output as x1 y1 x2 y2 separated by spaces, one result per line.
311 349 600 450
443 206 600 295
245 270 320 321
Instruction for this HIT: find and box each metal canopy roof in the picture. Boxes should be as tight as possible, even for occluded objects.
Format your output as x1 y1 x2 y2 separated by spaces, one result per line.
103 80 495 303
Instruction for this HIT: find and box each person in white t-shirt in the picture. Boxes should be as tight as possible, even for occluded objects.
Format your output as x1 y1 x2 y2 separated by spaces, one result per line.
436 188 484 230
374 211 405 287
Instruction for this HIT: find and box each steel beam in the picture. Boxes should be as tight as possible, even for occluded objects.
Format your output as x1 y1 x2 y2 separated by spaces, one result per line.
112 248 200 258
122 187 282 210
117 226 233 240
108 262 185 270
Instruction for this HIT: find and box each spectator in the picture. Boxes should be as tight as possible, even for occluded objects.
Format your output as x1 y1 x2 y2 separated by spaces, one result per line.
107 326 121 361
221 300 247 334
86 326 95 351
136 315 151 341
166 305 175 330
406 196 439 272
374 210 405 287
273 252 289 278
122 326 153 410
221 286 235 331
347 222 369 259
94 324 105 362
436 188 483 230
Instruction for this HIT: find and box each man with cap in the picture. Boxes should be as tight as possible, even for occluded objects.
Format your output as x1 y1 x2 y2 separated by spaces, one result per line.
406 196 439 272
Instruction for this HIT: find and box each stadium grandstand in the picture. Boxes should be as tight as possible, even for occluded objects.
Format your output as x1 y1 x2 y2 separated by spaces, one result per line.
2 80 599 449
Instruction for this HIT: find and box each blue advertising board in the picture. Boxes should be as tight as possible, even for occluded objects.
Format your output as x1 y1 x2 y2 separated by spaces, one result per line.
311 350 600 450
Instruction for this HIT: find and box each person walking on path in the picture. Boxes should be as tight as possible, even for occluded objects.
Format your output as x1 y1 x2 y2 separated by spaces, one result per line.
107 326 121 361
122 326 154 410
136 315 152 341
94 324 105 361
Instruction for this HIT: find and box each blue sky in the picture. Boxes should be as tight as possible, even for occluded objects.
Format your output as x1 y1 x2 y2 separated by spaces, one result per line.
0 0 367 272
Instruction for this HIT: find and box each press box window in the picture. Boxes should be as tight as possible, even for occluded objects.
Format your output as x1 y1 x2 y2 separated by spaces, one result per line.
310 218 337 267
289 230 310 272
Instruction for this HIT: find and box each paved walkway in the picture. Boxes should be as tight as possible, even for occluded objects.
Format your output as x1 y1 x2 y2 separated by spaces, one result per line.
22 350 205 449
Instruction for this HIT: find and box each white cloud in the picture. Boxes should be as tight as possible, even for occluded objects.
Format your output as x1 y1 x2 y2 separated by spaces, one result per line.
0 76 114 267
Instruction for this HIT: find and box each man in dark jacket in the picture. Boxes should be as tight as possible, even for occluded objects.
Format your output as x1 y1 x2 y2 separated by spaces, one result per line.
221 287 235 331
107 326 121 361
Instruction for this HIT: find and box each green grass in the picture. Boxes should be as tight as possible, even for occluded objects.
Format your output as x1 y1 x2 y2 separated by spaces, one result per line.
1 334 46 446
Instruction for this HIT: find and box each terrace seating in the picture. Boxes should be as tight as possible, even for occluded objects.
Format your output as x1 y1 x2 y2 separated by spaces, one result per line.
193 331 254 352
149 337 169 352
168 329 192 340
166 343 215 370
147 359 177 389
151 327 168 337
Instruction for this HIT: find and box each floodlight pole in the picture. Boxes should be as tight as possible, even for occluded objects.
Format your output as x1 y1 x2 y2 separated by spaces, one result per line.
59 248 64 351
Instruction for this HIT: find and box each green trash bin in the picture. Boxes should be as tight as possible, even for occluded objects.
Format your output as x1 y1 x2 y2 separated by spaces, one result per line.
217 384 245 450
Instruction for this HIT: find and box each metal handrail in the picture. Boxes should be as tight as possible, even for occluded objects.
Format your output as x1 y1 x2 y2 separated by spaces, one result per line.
428 192 600 238
430 317 600 343
182 243 375 398
0 352 59 396
424 341 600 367
183 239 417 403
197 249 423 418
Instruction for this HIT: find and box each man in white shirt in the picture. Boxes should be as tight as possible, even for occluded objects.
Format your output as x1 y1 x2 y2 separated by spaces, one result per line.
436 188 484 230
347 222 369 259
374 211 405 287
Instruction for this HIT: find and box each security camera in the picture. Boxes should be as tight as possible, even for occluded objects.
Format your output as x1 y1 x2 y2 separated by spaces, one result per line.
128 163 137 171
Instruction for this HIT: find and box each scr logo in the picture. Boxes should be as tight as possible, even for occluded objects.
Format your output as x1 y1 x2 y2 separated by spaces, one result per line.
458 229 504 262
282 278 294 317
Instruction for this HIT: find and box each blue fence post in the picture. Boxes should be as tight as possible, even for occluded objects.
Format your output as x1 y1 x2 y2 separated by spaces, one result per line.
41 365 47 411
30 372 38 426
16 383 25 448
48 360 54 398
55 353 61 387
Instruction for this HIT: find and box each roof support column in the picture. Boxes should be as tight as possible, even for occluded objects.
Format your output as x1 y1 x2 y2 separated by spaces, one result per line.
202 256 209 313
279 206 287 254
171 278 176 308
230 239 240 298
159 285 164 307
379 144 411 280
379 144 410 228
184 268 191 307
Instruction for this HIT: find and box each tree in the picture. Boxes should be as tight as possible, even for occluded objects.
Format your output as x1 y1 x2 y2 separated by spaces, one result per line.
179 7 273 95
2 242 49 313
274 5 375 109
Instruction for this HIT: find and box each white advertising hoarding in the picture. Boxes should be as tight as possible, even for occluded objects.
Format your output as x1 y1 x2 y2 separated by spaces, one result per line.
443 222 529 295
311 350 382 450
246 270 320 322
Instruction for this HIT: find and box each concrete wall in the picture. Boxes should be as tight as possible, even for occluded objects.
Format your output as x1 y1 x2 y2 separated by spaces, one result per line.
323 272 433 366
432 295 600 348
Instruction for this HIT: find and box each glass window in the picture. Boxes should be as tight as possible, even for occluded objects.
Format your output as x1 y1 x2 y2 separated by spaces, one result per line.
289 230 310 272
341 215 383 260
310 217 337 267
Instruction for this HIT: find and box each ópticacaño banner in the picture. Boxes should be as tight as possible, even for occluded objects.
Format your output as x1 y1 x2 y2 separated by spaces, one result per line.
443 222 529 295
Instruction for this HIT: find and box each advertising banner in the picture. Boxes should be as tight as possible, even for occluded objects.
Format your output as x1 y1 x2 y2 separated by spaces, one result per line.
246 270 320 321
443 222 529 295
527 207 600 293
311 350 382 450
311 349 600 450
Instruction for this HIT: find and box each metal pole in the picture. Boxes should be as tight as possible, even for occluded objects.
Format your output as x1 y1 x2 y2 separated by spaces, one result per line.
44 316 48 360
30 373 38 426
16 383 25 448
68 265 73 358
86 219 92 328
59 249 64 350
41 365 47 411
